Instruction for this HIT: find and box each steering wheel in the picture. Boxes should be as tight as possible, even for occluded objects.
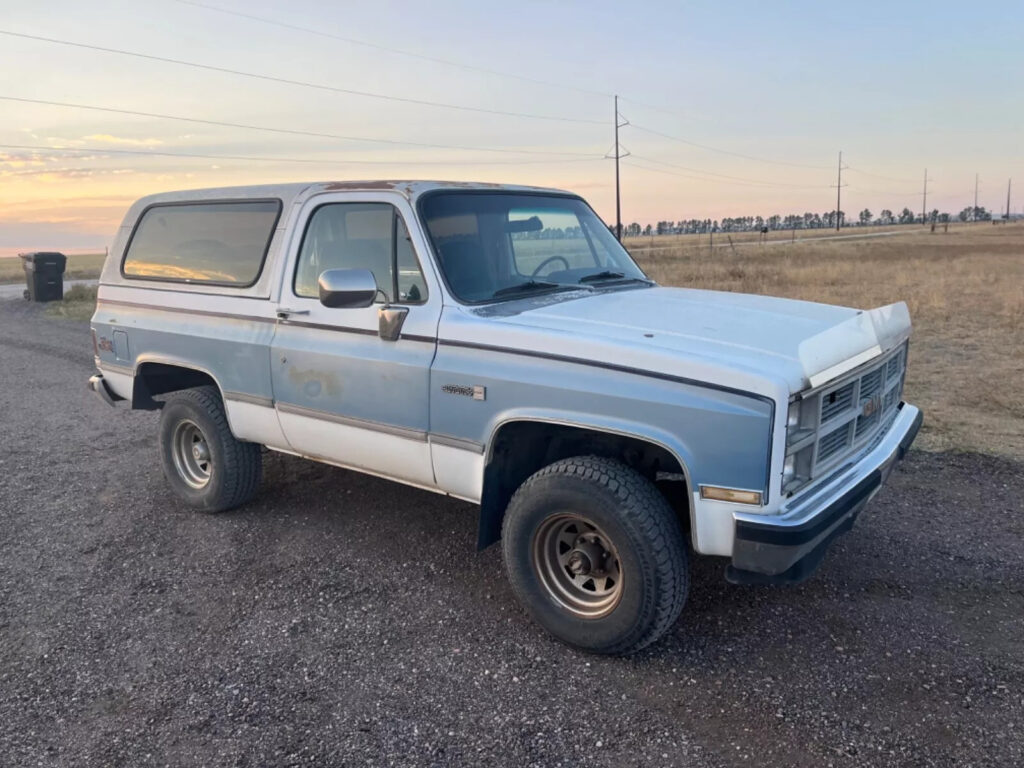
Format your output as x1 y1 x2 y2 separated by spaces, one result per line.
531 255 570 278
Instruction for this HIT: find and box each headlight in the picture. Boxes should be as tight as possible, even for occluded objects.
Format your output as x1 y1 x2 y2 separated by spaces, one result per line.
787 401 801 430
783 455 796 484
783 397 814 494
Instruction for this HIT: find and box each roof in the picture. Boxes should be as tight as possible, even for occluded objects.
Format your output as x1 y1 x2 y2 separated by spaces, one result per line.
127 179 575 213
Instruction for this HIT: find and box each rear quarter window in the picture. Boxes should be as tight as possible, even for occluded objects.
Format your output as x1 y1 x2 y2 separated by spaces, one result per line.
122 200 282 286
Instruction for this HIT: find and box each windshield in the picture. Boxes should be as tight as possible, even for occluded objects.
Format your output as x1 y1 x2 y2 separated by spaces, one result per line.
419 192 649 303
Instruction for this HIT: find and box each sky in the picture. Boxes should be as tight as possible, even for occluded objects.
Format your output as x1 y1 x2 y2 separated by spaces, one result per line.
1 0 1022 254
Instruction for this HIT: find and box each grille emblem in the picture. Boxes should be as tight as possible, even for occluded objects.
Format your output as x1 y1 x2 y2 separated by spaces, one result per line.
861 394 883 419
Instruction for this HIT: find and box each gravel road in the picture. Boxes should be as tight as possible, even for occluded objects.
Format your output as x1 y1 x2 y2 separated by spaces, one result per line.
1 298 1022 767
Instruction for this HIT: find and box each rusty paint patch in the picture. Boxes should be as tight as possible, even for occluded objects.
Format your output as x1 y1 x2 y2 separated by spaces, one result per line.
288 367 341 398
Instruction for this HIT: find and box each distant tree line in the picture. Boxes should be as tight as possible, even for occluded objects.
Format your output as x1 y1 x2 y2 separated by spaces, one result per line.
622 206 994 236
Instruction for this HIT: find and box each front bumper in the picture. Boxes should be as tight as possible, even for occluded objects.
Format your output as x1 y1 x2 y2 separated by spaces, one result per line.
727 403 922 584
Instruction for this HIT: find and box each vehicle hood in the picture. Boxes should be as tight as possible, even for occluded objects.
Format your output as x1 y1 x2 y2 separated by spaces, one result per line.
468 286 911 393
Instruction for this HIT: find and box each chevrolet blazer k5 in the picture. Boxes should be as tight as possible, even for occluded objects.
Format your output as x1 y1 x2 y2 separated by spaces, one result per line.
88 180 922 654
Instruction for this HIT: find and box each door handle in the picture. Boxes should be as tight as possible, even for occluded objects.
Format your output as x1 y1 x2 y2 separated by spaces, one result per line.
276 307 310 319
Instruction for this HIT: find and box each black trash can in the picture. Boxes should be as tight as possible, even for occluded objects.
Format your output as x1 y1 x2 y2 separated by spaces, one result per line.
20 252 67 302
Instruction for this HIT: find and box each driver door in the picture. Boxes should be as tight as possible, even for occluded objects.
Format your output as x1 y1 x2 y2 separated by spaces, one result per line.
270 193 441 488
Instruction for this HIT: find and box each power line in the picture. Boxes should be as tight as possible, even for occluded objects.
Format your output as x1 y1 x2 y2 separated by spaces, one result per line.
623 158 826 190
0 95 604 158
846 166 918 184
616 97 694 121
0 143 605 167
628 123 832 170
170 0 613 99
629 155 829 189
0 29 606 125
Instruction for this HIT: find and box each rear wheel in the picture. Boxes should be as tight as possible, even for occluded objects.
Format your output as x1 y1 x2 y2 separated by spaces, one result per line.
158 385 262 512
502 456 689 654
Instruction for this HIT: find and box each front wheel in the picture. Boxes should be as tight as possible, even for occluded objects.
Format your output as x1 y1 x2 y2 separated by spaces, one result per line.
502 456 689 655
158 385 262 512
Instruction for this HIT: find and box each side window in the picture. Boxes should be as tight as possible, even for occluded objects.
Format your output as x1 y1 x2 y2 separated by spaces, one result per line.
294 203 427 303
395 216 427 302
123 200 280 285
507 208 601 277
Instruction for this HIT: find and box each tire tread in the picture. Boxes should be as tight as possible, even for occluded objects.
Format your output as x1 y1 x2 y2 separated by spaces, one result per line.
503 455 689 654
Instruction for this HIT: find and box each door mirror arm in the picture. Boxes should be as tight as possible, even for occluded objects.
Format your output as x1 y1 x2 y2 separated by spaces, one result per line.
378 305 409 342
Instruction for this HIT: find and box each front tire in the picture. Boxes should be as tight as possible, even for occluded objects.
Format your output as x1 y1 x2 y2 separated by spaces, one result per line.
158 385 262 512
502 456 689 655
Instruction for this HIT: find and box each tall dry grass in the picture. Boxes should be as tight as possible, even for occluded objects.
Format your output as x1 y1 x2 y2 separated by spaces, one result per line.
628 223 1024 460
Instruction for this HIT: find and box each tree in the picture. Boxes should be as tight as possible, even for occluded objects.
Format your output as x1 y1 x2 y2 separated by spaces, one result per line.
859 209 872 225
898 207 915 224
643 224 653 236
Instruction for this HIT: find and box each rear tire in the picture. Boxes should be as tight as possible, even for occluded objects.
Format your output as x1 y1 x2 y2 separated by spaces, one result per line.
502 456 689 655
158 385 262 512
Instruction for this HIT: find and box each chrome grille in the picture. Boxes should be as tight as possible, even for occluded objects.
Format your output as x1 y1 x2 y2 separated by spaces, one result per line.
818 423 851 461
859 368 884 399
821 382 855 422
784 342 908 495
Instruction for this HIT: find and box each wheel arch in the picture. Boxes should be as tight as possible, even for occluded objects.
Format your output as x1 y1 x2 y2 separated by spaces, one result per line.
476 414 695 550
132 355 227 412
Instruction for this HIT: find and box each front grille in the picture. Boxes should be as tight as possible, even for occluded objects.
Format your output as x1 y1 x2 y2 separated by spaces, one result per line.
859 368 884 399
786 342 907 493
818 423 851 461
821 383 855 422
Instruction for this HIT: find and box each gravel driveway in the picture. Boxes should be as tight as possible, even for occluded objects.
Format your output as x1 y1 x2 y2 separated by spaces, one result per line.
1 298 1022 767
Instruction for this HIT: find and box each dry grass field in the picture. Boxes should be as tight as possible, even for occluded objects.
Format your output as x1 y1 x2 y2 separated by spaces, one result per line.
628 222 1024 461
0 252 105 284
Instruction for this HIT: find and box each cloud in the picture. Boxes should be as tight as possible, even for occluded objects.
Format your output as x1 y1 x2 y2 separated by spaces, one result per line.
0 166 136 181
83 134 165 147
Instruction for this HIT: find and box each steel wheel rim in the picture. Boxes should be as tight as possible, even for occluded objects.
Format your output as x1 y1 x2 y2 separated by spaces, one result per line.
171 419 212 489
532 513 623 619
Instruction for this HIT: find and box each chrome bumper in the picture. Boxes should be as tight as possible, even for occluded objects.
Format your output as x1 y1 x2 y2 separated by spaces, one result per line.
728 403 922 584
88 372 122 407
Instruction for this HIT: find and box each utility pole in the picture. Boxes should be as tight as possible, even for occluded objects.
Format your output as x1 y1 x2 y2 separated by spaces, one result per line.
609 96 630 241
1007 178 1013 220
921 168 929 224
832 151 847 231
974 173 979 221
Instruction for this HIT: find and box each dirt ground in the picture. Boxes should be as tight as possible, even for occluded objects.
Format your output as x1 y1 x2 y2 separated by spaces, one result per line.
1 298 1022 767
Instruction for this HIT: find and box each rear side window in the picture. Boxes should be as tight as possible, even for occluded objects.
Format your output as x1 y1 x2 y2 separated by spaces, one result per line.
123 200 281 286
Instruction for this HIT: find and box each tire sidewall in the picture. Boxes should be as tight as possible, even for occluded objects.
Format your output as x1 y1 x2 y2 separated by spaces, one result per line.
159 394 230 511
503 473 662 653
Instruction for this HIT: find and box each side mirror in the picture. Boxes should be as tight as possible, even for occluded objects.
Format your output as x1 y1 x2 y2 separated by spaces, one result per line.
318 268 378 308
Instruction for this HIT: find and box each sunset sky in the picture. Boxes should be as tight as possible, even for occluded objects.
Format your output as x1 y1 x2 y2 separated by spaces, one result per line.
1 0 1021 254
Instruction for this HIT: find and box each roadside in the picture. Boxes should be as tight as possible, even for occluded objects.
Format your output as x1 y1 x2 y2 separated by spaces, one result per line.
0 277 98 301
1 301 1022 767
626 227 929 254
0 252 104 285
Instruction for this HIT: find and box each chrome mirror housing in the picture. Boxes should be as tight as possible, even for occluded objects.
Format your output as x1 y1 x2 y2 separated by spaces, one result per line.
318 269 378 309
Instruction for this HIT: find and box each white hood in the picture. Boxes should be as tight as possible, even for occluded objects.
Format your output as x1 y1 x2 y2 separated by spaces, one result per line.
466 286 911 394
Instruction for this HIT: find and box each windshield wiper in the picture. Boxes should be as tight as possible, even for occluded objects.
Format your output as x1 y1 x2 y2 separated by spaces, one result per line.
490 280 578 298
578 270 626 283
